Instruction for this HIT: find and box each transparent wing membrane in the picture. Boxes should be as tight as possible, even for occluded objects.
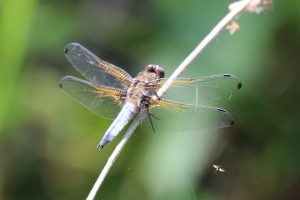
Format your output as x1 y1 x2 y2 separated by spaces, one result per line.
159 74 242 106
60 76 126 119
149 99 234 132
64 43 133 89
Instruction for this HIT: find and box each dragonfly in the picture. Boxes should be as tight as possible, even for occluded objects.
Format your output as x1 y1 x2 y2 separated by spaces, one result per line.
60 43 242 149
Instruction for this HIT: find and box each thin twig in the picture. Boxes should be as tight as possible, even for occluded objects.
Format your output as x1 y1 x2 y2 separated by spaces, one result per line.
86 0 255 199
157 0 253 97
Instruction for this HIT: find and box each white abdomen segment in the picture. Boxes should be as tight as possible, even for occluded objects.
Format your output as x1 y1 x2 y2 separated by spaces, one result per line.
97 101 138 149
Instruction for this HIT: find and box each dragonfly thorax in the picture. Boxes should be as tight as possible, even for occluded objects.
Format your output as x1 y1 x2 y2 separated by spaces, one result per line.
126 65 164 110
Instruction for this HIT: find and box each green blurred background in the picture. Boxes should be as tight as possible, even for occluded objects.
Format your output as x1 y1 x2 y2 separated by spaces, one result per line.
0 0 299 199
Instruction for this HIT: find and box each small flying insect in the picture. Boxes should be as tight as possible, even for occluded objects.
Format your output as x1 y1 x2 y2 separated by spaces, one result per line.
213 164 225 173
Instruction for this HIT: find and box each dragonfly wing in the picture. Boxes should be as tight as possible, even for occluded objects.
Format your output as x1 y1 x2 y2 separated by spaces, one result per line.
60 76 127 120
159 74 242 106
64 43 133 89
148 99 234 132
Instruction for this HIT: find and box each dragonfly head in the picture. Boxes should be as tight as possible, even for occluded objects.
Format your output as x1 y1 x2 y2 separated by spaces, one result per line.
145 64 165 79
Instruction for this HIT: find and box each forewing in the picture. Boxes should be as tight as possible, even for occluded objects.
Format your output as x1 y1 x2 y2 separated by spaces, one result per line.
64 43 133 89
60 76 126 120
148 99 234 132
158 74 242 106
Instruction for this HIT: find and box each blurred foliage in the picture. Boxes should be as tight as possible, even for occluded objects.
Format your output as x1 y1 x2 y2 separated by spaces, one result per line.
0 0 300 200
0 0 38 133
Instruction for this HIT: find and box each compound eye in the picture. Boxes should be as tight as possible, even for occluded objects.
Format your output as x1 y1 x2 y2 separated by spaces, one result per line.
145 64 156 73
145 64 165 78
155 65 165 78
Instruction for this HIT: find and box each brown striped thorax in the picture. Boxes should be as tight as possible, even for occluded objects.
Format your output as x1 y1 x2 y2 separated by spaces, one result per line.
127 64 165 109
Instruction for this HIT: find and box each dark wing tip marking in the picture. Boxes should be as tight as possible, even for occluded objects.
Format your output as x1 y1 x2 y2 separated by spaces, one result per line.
64 47 68 54
216 108 235 126
64 43 81 55
59 77 67 89
223 74 242 90
237 82 242 90
217 108 226 113
59 76 76 88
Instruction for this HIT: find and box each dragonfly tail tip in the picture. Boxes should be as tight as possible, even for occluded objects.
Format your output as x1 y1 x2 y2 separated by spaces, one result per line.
96 145 103 150
96 140 111 150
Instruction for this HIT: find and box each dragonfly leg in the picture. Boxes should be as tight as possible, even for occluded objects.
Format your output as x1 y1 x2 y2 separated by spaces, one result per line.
146 109 156 133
